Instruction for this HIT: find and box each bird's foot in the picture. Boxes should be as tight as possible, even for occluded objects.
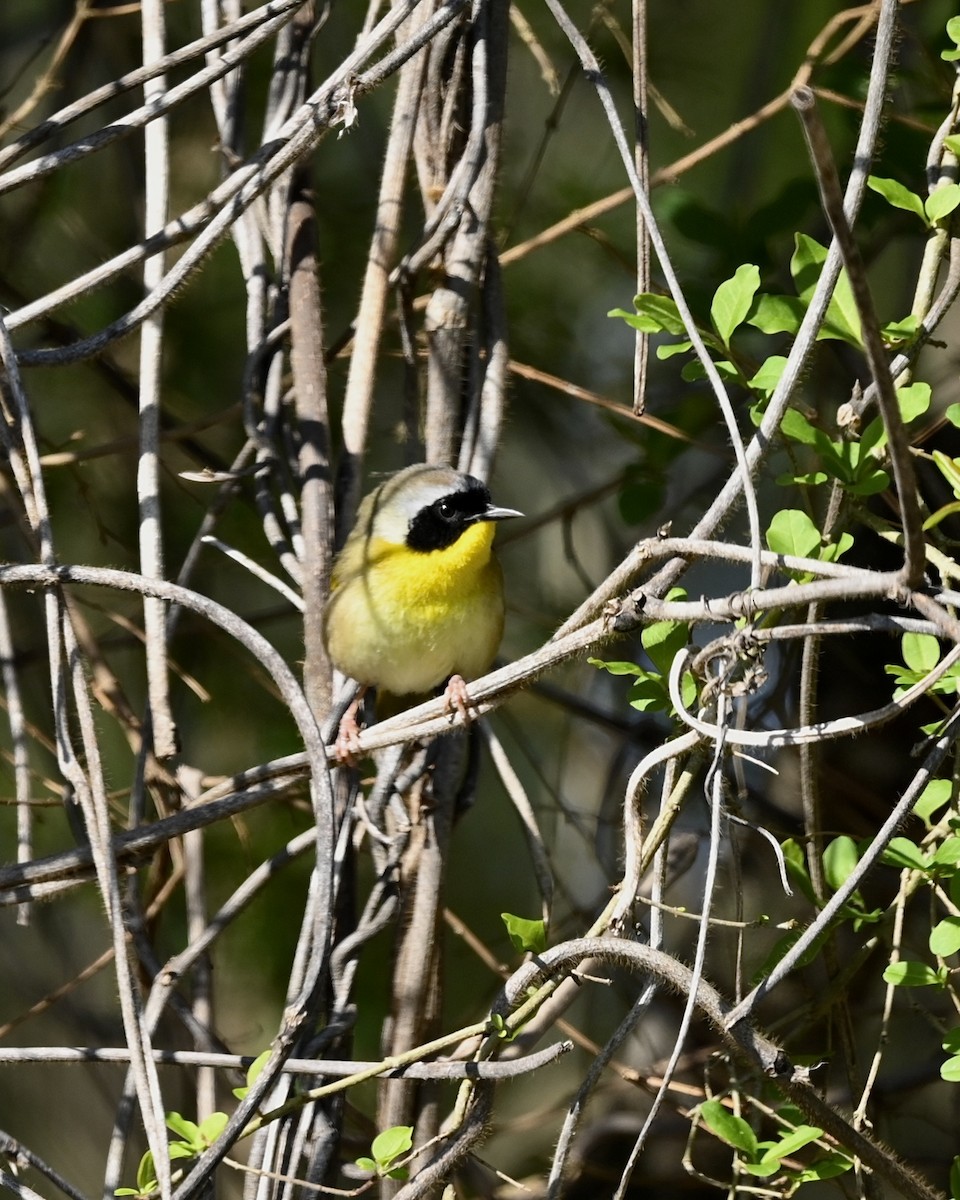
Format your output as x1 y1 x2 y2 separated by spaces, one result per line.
442 674 476 725
334 692 366 764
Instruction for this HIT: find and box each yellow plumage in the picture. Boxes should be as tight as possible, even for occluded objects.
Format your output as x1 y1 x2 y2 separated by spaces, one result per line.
323 464 519 698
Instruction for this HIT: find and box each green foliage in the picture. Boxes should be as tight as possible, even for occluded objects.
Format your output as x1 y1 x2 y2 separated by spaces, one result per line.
867 175 960 227
501 911 547 954
232 1049 271 1100
589 590 696 716
698 1099 851 1188
355 1126 414 1181
942 16 960 60
885 632 960 700
765 509 852 571
116 1112 230 1197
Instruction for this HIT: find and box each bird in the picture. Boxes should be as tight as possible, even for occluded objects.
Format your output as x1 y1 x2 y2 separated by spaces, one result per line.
323 463 521 750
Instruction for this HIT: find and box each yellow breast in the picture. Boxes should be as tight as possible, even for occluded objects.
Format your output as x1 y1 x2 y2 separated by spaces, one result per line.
324 521 505 695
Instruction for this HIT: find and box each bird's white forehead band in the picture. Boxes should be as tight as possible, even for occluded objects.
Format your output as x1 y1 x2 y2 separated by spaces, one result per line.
371 473 473 543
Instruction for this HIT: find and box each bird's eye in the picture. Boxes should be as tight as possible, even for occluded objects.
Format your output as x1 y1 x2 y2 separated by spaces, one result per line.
437 499 454 519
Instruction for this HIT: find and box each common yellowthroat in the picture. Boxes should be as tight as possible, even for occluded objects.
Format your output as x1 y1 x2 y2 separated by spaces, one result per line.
324 464 521 715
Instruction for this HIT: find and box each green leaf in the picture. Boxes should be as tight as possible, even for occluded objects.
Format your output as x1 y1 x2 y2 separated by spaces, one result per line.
642 619 689 677
501 912 547 954
881 837 930 871
699 1099 758 1157
823 836 859 891
945 403 960 429
741 1160 781 1177
898 381 932 423
915 779 953 824
749 355 788 397
198 1112 228 1144
656 340 693 360
902 632 941 673
588 657 645 677
945 17 960 60
796 1153 853 1182
882 960 942 987
881 314 920 347
355 1157 377 1173
934 450 960 497
931 918 960 957
766 509 821 559
943 1028 960 1054
761 1125 822 1161
941 1056 960 1083
926 184 960 224
779 407 822 447
371 1126 413 1167
165 1113 201 1146
136 1153 157 1195
933 838 960 867
234 1049 271 1099
610 294 686 336
950 1155 960 1200
791 233 827 303
711 264 760 345
628 673 671 713
679 357 739 384
791 234 861 345
748 293 805 336
867 176 926 221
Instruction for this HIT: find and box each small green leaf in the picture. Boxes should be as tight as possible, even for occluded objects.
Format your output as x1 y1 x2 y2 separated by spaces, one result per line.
933 838 960 867
741 1161 781 1177
610 294 686 336
933 450 960 496
136 1153 158 1195
761 1125 822 1161
711 264 760 345
823 836 859 891
748 293 805 336
950 1155 960 1200
699 1099 758 1157
945 17 960 60
642 619 689 676
941 1056 960 1083
881 315 920 347
942 1028 960 1054
501 912 547 954
234 1049 271 1099
679 358 739 384
881 837 930 871
198 1112 228 1145
897 381 931 423
945 403 960 428
165 1113 201 1146
915 779 953 824
766 509 821 559
371 1126 413 1166
882 960 942 987
902 632 941 673
926 184 960 224
656 340 693 360
930 917 960 957
355 1157 377 1174
867 176 926 221
749 355 788 397
588 657 645 677
796 1153 853 1182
